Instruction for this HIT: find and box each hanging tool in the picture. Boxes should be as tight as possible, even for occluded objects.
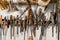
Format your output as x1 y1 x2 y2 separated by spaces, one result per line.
0 15 2 28
37 8 42 30
29 14 33 40
16 15 20 35
20 20 24 32
39 12 46 40
50 10 55 37
3 16 7 36
24 16 27 31
10 15 14 39
10 15 12 39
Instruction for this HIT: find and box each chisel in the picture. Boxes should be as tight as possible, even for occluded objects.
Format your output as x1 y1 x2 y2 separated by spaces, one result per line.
3 16 7 36
29 15 33 40
10 15 14 39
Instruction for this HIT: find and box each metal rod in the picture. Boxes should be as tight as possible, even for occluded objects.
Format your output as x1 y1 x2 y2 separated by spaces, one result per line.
24 29 25 40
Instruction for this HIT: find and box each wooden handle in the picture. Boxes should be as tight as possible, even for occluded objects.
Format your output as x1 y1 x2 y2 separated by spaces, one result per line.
28 7 31 17
28 36 33 40
37 8 42 17
0 15 2 24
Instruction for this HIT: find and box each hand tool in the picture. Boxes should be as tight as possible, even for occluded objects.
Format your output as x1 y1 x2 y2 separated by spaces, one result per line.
24 16 27 31
29 14 33 40
39 12 46 40
0 15 2 28
16 15 20 35
37 8 42 30
3 16 7 36
23 19 26 40
50 11 55 37
10 15 14 39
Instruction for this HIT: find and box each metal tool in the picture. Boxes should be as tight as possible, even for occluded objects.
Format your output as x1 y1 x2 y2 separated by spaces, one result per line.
26 10 33 40
26 16 29 36
20 7 28 17
10 15 12 39
13 16 15 36
37 8 42 30
29 14 33 40
10 15 14 39
53 12 57 33
50 10 55 37
3 16 7 35
24 29 25 40
20 20 24 32
23 19 26 40
26 7 33 35
39 23 44 40
16 15 20 35
39 12 46 40
24 16 27 31
26 0 35 18
37 8 47 40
